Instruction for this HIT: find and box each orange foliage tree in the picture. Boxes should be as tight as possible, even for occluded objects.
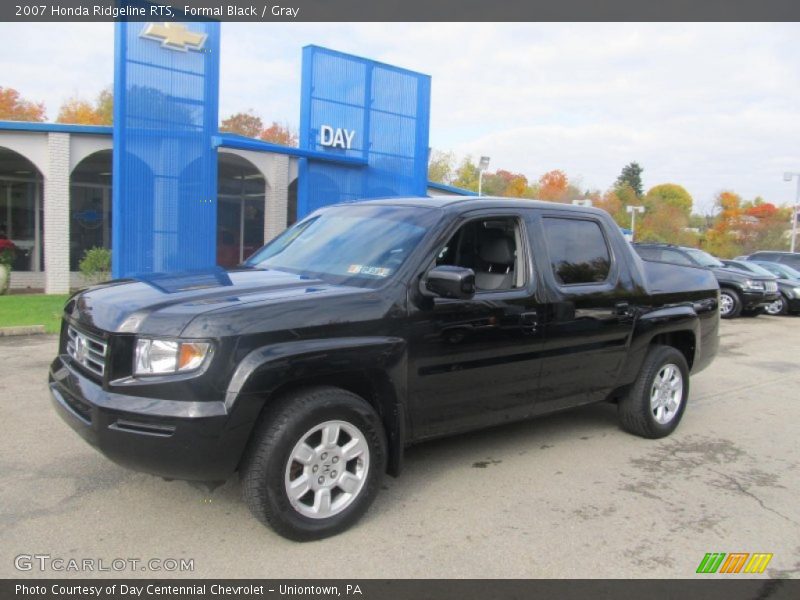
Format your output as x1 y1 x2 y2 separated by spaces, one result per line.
56 88 113 125
220 111 263 138
537 170 569 201
0 87 46 122
260 122 298 147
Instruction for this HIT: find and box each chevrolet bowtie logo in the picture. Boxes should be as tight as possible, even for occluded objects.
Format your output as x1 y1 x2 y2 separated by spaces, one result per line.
140 23 207 52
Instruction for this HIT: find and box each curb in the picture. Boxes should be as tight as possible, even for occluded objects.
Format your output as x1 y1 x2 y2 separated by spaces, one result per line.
0 325 47 337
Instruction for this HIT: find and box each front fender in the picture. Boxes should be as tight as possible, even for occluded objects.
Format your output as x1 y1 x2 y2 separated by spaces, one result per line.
224 337 408 475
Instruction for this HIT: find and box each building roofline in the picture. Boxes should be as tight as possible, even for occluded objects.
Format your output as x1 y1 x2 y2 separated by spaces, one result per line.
426 181 478 196
0 120 112 135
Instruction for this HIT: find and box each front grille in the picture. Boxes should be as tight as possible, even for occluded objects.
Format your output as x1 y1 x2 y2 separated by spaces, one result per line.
765 281 778 293
67 325 108 377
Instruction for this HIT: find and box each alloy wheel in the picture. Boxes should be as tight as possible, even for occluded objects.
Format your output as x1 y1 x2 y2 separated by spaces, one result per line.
284 420 370 519
650 364 684 425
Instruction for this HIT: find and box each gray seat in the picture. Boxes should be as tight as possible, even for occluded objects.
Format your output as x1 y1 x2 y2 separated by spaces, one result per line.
475 230 515 290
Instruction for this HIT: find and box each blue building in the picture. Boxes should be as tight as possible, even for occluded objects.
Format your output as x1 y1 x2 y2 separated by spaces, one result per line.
0 23 473 293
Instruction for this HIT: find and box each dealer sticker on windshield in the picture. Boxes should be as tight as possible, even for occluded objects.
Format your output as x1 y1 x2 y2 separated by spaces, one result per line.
347 264 392 277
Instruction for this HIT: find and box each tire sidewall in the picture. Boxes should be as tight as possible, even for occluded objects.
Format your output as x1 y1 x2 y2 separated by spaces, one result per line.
257 395 386 540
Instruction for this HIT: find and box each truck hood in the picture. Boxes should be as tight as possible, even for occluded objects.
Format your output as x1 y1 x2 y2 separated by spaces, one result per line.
66 267 370 336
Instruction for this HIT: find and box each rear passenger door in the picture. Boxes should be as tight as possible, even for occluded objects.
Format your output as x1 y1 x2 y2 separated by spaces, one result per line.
531 212 636 411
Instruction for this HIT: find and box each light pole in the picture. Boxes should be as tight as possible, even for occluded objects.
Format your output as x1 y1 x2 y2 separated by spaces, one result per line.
478 156 490 196
783 172 800 253
626 205 645 241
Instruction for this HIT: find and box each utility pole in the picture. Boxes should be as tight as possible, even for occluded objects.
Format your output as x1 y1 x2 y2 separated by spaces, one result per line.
626 205 645 241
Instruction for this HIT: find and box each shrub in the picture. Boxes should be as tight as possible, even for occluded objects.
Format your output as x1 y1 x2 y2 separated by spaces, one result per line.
0 248 13 270
79 247 111 285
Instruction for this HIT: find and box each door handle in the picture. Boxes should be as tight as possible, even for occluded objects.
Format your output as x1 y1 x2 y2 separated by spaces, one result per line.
615 301 634 317
520 311 539 332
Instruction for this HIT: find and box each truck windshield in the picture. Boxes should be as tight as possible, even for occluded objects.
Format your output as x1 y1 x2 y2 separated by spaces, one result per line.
684 248 724 268
245 204 441 285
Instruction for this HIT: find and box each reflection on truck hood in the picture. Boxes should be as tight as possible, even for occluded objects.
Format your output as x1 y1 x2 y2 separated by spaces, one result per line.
66 267 370 336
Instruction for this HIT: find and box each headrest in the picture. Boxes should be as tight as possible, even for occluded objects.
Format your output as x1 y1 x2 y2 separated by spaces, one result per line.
479 230 515 265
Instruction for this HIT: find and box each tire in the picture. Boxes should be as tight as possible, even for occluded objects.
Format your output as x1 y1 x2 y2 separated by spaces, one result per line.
241 386 387 541
719 288 742 319
618 344 690 439
764 295 789 316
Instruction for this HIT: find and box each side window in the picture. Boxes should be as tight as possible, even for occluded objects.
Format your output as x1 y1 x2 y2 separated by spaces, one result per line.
661 249 694 266
436 217 523 291
542 217 611 285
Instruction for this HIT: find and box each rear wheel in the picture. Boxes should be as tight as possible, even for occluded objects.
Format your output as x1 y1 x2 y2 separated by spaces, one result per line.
719 289 742 319
764 295 788 316
618 344 689 439
241 386 386 541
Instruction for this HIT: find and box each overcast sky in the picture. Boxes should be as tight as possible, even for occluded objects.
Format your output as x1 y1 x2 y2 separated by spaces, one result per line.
1 22 799 213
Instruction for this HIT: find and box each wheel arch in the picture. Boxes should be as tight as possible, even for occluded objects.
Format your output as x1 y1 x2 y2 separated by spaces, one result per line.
225 337 408 477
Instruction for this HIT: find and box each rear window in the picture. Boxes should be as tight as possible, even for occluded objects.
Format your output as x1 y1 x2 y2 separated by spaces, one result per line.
542 218 611 285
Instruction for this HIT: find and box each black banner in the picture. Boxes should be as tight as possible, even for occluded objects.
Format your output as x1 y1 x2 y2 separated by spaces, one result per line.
4 579 800 600
2 0 800 22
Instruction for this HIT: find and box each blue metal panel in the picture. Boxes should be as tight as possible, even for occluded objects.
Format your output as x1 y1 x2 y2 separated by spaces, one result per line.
298 46 431 218
0 121 112 135
112 20 220 278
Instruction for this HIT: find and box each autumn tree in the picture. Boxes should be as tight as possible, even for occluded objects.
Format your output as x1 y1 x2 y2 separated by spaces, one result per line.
260 122 298 147
56 87 113 125
615 162 644 197
0 87 46 122
537 169 569 201
220 111 263 138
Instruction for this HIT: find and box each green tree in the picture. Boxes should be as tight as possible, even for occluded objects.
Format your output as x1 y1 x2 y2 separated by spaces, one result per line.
644 183 693 218
452 156 480 191
615 162 644 197
427 149 455 184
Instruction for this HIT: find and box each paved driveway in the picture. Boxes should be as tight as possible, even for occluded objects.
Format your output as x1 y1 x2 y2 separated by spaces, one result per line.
1 316 798 578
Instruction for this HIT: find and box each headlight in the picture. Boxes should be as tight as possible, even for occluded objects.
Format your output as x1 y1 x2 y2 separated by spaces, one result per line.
134 338 212 376
793 287 800 297
743 280 765 290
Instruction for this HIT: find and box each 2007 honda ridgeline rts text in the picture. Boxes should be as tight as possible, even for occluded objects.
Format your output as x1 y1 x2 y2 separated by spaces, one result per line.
50 198 719 540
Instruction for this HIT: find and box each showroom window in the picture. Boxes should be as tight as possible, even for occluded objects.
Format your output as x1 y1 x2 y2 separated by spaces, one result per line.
0 147 44 272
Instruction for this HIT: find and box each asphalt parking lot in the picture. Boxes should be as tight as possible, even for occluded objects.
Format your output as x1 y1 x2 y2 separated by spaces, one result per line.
1 316 799 579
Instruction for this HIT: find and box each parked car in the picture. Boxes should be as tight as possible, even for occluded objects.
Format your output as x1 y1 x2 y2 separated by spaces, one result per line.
720 259 796 315
744 251 800 272
50 198 719 540
742 260 800 315
633 243 779 319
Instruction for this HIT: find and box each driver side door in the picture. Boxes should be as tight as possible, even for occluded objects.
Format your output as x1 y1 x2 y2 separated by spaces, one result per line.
405 211 545 441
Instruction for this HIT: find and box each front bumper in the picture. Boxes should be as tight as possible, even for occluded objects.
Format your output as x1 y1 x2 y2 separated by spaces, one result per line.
49 355 243 482
740 290 781 310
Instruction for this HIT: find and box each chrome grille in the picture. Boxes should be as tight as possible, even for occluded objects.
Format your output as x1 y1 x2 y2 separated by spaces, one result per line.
67 325 107 377
765 281 778 292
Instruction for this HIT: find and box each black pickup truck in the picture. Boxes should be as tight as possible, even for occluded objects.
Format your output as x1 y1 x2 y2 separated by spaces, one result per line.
50 198 719 540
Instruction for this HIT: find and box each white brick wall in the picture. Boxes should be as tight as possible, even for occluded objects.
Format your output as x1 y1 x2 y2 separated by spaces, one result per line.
44 133 71 294
264 154 290 243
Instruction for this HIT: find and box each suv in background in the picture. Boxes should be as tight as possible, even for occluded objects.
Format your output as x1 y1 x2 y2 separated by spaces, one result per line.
633 243 779 318
745 251 800 271
727 259 800 316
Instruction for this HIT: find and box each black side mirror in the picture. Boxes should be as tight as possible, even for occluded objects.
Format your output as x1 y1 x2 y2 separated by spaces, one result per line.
425 266 476 300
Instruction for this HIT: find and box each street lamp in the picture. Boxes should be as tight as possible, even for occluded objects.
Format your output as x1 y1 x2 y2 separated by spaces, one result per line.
478 156 491 196
783 172 800 253
626 205 645 241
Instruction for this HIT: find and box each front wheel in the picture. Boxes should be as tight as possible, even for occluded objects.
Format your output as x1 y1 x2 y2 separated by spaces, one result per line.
764 295 788 316
719 289 742 319
618 344 690 439
241 386 386 541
